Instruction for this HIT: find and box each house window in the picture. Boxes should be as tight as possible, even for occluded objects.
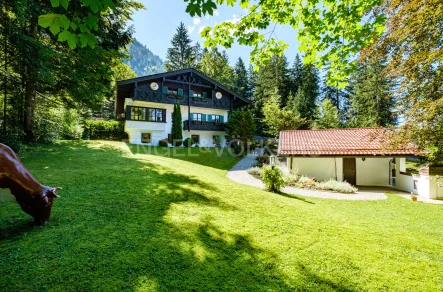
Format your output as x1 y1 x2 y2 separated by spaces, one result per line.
193 113 202 121
193 90 202 98
192 135 200 144
211 115 221 122
147 108 164 122
131 107 146 120
141 133 151 143
168 88 178 95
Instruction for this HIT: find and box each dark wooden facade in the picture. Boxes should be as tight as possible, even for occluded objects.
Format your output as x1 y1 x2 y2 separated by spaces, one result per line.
116 68 250 116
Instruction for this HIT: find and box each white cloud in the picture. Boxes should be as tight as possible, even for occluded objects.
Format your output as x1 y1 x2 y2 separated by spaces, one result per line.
214 10 220 16
188 25 196 34
193 18 201 25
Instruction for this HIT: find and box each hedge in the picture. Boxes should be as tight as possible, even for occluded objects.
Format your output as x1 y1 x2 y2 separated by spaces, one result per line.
85 120 126 141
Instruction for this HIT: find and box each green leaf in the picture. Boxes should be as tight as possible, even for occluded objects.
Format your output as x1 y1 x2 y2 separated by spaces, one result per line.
50 0 60 7
59 0 69 10
38 14 56 28
50 17 62 35
58 30 72 42
90 1 99 13
58 14 70 29
67 34 79 49
85 13 99 30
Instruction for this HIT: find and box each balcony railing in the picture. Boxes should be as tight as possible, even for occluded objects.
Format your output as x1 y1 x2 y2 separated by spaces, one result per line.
183 120 225 131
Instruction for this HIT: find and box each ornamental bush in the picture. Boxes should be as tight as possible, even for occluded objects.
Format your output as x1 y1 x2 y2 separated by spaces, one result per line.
183 137 194 147
159 139 169 147
261 165 285 193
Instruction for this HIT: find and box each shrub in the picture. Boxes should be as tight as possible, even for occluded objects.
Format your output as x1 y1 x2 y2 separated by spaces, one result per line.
298 176 316 187
0 134 23 153
85 120 125 140
284 173 299 186
183 137 194 147
255 155 270 167
247 166 263 179
173 139 183 147
233 143 243 155
316 180 358 193
261 165 285 193
159 139 169 147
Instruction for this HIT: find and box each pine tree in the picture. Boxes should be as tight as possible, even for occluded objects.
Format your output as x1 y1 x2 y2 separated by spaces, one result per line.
346 58 396 128
293 63 320 122
233 57 249 97
165 22 196 71
247 64 257 99
171 102 183 146
290 54 303 96
315 99 341 129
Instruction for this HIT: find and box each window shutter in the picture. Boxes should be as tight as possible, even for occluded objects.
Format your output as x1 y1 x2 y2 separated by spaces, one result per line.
190 113 193 121
162 109 166 122
208 115 212 122
126 105 132 120
178 88 183 96
202 92 207 99
162 86 168 94
220 115 224 123
202 114 207 122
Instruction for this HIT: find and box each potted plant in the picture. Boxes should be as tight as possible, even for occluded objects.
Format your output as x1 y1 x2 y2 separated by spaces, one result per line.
411 192 418 202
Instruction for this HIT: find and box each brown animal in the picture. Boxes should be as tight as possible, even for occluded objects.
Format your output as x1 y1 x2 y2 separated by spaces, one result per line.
0 143 61 224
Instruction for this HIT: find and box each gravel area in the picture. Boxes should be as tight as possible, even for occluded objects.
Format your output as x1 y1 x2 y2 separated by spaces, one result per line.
227 153 388 201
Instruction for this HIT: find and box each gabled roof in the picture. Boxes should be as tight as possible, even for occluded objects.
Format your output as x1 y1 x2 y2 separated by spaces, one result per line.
117 68 250 103
278 128 420 156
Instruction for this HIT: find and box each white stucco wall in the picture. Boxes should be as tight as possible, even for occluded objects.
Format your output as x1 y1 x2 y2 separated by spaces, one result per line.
124 99 228 147
290 157 343 182
356 157 391 186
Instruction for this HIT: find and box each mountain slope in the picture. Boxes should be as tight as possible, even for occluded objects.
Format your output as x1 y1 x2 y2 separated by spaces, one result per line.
124 38 164 77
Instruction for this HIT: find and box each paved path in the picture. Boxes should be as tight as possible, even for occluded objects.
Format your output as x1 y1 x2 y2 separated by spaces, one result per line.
227 153 387 201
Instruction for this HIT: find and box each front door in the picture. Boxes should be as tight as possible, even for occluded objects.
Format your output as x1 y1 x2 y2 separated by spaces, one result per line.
343 158 356 185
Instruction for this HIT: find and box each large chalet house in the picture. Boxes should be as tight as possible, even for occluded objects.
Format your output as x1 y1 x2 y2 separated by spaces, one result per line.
115 68 250 147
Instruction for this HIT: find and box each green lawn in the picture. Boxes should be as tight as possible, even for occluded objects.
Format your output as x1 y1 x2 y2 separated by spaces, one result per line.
1 141 442 291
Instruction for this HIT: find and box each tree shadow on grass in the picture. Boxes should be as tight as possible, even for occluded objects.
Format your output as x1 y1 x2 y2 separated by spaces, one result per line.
1 141 355 291
278 191 316 204
126 143 241 171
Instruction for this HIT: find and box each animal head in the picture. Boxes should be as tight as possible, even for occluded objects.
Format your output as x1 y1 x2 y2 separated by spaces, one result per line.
27 187 62 224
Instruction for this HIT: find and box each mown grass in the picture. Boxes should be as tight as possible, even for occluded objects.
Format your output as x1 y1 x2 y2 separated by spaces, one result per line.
1 141 443 291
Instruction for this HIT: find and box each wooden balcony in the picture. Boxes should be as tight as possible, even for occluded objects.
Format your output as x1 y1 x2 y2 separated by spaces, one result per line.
183 120 225 132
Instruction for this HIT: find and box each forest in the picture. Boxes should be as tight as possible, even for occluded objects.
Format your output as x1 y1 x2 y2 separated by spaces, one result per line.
0 0 442 163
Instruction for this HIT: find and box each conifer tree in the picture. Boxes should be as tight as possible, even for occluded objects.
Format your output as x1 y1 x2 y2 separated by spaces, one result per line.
233 57 249 97
293 63 320 122
290 54 303 96
346 58 396 128
315 99 341 129
171 101 183 146
165 22 196 71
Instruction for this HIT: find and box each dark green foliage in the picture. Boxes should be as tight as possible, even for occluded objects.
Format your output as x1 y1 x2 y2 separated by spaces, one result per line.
290 54 303 98
234 57 249 98
0 134 23 153
197 48 235 89
183 137 194 147
124 38 164 76
292 63 320 121
315 99 341 129
225 110 255 150
321 79 350 122
346 58 396 127
158 139 169 147
165 22 196 71
261 166 285 193
171 102 183 146
85 120 126 140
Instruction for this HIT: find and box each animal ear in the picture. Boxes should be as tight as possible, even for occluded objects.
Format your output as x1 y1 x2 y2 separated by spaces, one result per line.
47 188 61 198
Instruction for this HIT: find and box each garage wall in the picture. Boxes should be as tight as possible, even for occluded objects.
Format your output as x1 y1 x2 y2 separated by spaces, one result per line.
291 157 343 181
356 157 391 186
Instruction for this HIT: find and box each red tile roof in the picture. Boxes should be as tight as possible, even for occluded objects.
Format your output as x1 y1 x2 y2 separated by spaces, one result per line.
278 128 419 156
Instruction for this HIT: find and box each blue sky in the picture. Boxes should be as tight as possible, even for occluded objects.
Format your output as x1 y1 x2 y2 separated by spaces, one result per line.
129 0 301 67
